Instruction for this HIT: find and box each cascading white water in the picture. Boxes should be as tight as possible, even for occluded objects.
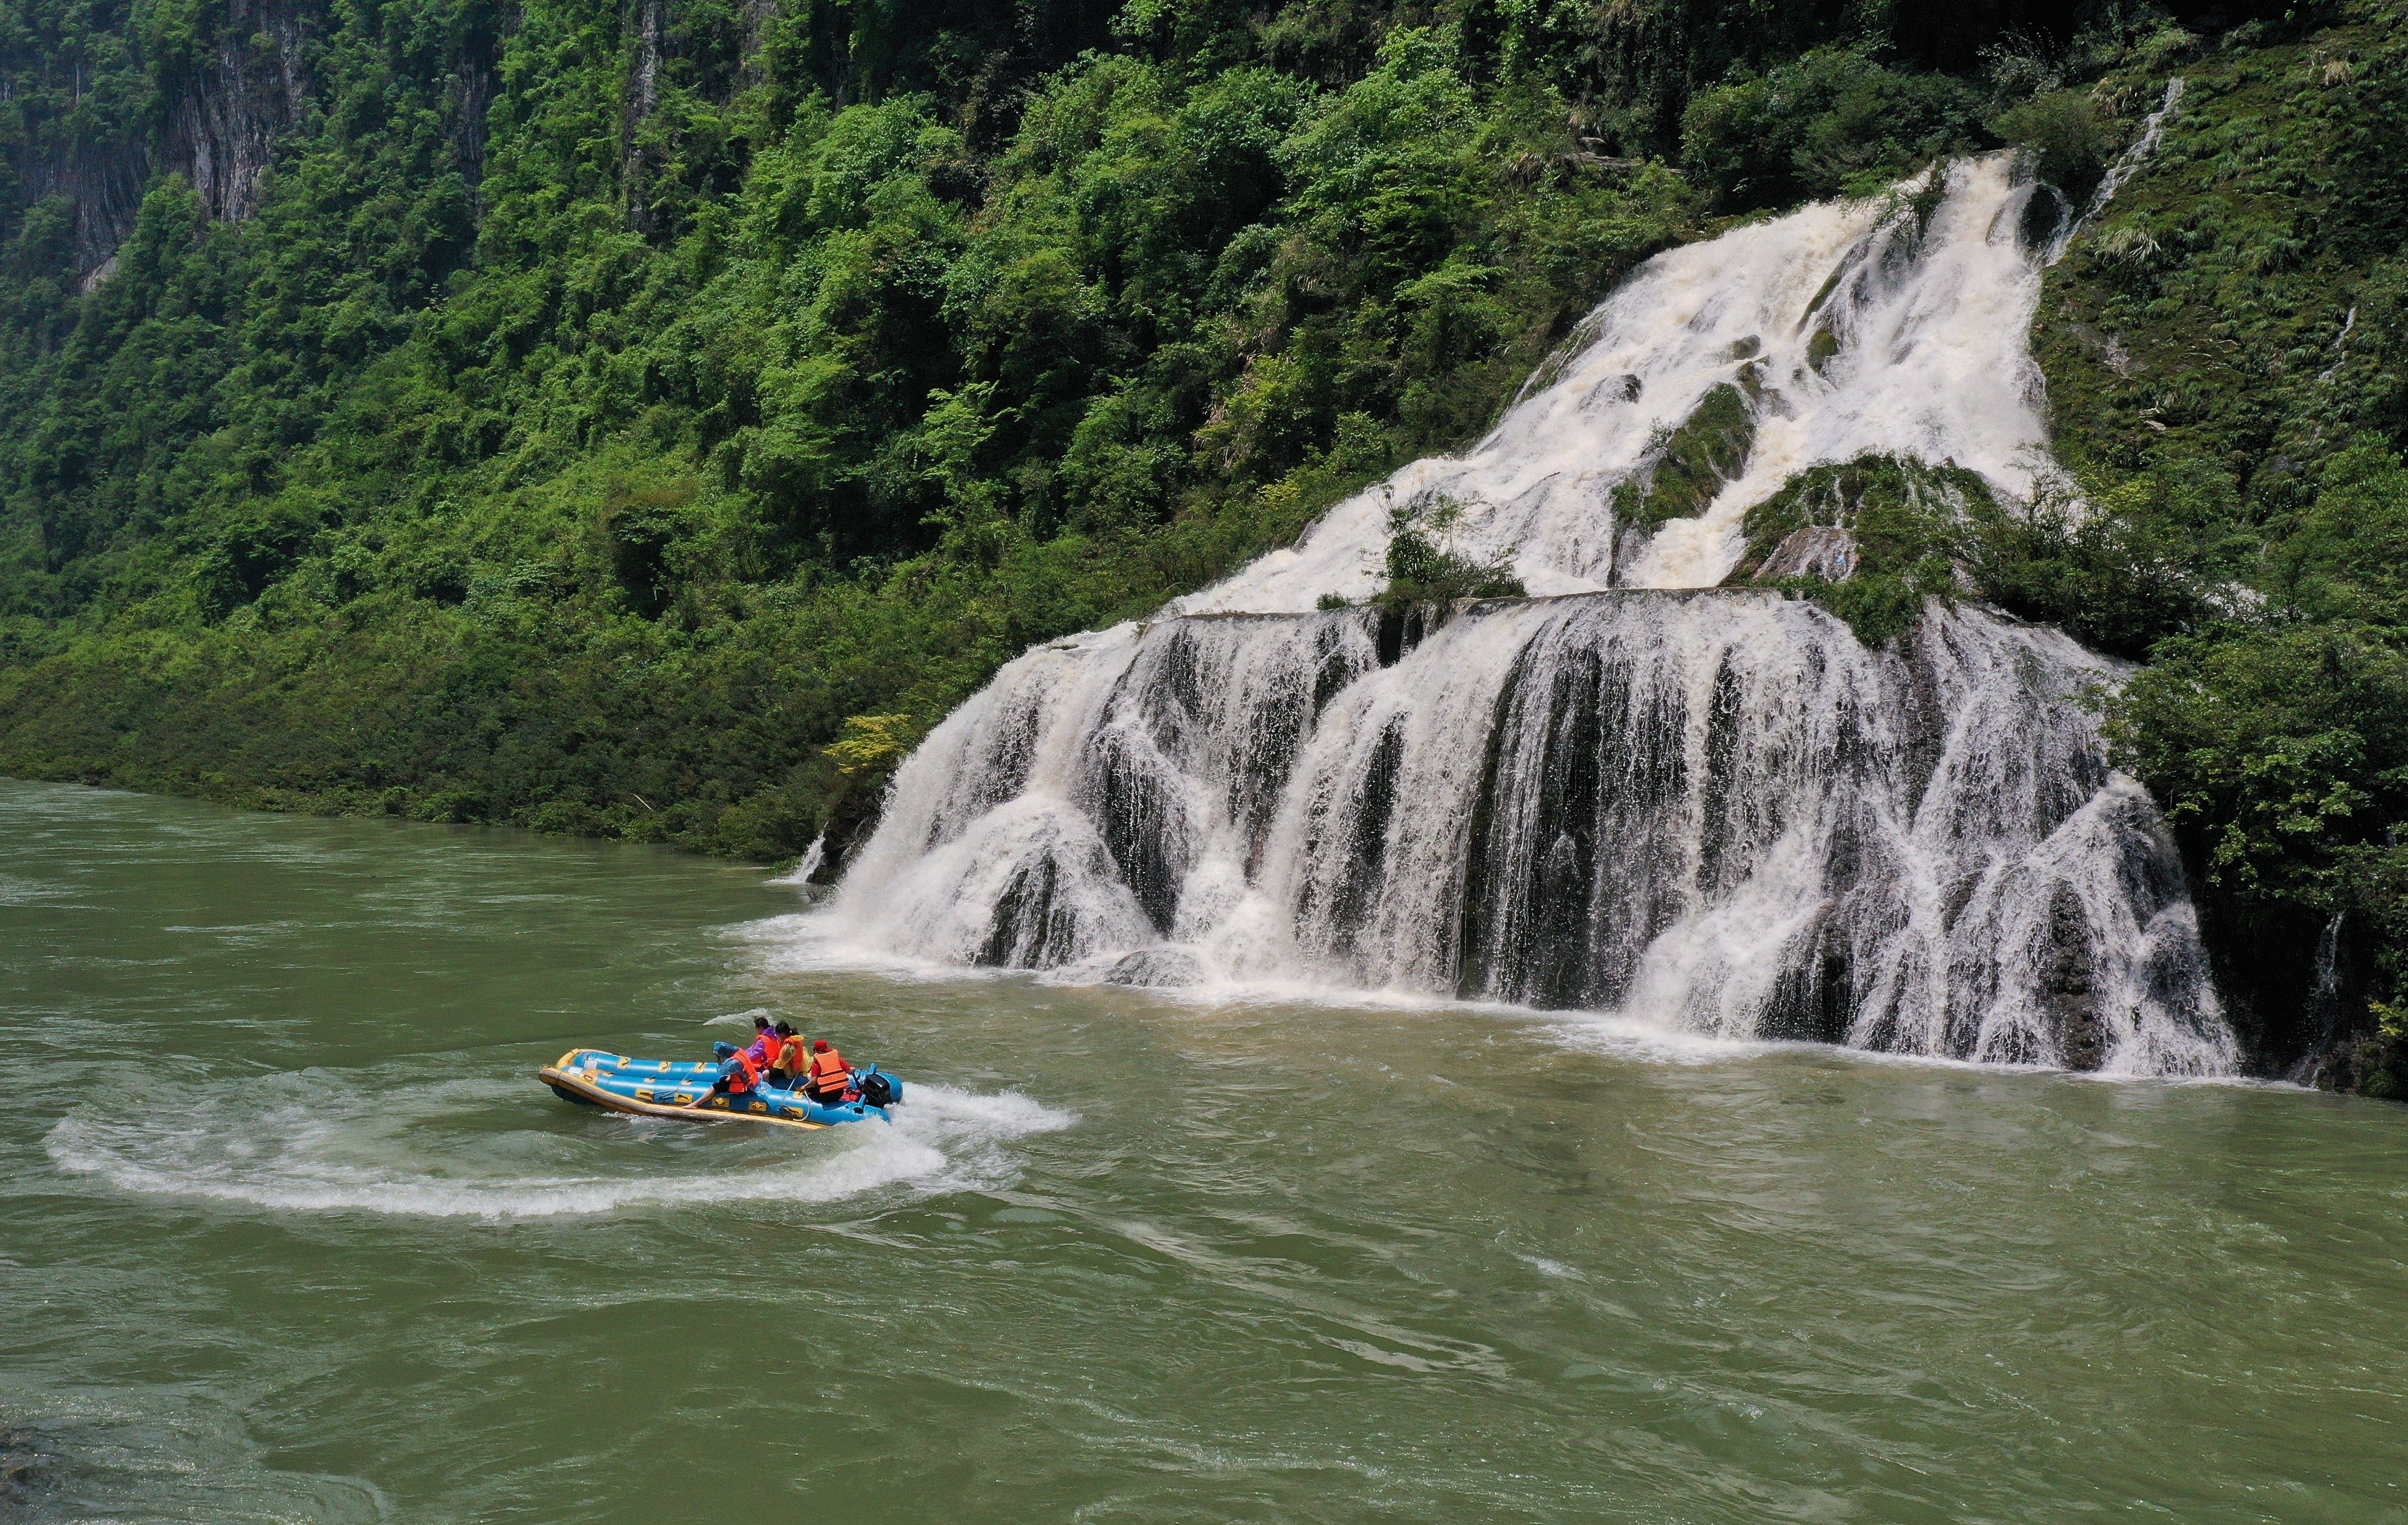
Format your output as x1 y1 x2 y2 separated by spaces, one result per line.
823 153 2240 1075
1183 154 2053 609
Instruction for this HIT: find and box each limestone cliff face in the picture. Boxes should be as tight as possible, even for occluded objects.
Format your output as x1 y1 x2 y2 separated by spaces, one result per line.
620 0 777 235
621 0 672 234
450 11 504 184
158 0 317 223
0 2 153 287
18 129 147 285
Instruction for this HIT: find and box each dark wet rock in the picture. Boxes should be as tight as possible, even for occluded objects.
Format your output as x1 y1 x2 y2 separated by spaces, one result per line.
1085 725 1192 937
813 785 882 885
1607 523 1656 586
1761 903 1854 1044
1895 621 1953 821
1376 604 1439 666
1100 948 1205 988
2043 885 2106 1071
2019 181 2070 255
1694 651 1748 900
1325 720 1405 955
1938 871 1982 932
979 852 1086 967
1457 627 1687 1007
1753 525 1858 582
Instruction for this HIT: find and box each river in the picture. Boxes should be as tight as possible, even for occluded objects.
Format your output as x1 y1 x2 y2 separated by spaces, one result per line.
1 778 2402 1522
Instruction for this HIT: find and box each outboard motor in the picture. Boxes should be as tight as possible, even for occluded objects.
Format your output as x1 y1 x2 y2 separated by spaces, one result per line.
855 1067 900 1108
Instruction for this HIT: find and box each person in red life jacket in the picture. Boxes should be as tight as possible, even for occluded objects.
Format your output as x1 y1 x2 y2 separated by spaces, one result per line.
765 1022 805 1089
804 1039 857 1105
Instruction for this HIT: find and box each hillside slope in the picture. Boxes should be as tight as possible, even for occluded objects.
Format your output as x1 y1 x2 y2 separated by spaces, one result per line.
5 0 2400 1087
2022 10 2408 1086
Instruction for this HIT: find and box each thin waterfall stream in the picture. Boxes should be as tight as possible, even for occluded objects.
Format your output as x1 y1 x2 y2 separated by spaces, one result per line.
822 153 2238 1076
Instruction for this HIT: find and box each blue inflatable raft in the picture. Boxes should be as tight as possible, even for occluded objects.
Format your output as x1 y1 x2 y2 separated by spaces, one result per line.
538 1048 902 1129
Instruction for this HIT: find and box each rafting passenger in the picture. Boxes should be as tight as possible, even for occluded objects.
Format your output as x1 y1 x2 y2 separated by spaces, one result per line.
743 1015 777 1069
765 1022 805 1090
685 1040 760 1107
804 1039 857 1105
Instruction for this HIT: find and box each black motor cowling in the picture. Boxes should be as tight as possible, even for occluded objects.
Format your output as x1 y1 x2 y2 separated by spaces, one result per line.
856 1069 899 1108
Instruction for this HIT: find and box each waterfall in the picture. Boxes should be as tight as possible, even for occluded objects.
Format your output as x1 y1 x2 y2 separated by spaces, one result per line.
2046 78 2185 267
1182 154 2051 609
2287 914 2350 1084
823 155 2239 1076
775 835 827 885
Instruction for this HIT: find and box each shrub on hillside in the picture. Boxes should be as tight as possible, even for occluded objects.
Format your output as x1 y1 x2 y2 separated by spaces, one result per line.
1681 49 1986 212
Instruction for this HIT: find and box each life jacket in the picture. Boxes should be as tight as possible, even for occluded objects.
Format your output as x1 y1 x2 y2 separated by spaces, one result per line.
807 1048 852 1098
726 1049 761 1093
746 1031 775 1065
773 1039 805 1076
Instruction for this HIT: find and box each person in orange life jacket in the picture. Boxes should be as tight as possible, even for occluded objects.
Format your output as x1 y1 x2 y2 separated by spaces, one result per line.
688 1040 761 1107
804 1039 856 1104
765 1022 806 1089
742 1015 777 1071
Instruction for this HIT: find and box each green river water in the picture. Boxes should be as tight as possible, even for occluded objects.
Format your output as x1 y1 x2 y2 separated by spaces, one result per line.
2 778 2404 1522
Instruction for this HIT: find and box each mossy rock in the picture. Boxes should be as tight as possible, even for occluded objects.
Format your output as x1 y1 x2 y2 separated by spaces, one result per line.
1375 495 1527 612
1735 454 1992 576
1611 378 1759 530
1731 453 1993 646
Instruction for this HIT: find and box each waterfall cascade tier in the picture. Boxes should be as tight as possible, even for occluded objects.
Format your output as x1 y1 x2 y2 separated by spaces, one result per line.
825 146 2240 1075
833 595 2234 1075
1181 154 2051 611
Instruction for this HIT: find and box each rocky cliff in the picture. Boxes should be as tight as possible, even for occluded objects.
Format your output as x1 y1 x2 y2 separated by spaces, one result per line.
156 0 316 223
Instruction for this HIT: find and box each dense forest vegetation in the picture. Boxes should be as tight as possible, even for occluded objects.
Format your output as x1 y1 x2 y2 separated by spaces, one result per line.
2020 6 2408 1091
0 0 2400 1090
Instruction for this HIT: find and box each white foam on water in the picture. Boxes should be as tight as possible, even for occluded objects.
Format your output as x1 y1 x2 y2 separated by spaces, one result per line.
1529 1007 1785 1068
737 901 1790 1072
0 872 70 905
44 1070 1072 1221
734 909 1040 985
1513 1252 1585 1281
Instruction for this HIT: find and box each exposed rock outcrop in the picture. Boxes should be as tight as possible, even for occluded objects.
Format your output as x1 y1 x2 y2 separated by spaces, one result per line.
1752 525 1858 582
17 132 147 284
621 0 672 231
2041 884 2106 1070
159 0 317 223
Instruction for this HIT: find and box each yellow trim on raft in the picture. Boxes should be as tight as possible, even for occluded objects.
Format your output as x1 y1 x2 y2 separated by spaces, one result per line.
537 1065 829 1130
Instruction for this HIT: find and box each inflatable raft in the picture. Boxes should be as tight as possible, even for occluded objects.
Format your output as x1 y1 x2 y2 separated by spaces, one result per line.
538 1048 901 1129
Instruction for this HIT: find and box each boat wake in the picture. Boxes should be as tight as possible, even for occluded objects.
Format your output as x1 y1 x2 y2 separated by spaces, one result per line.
44 1068 1071 1220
